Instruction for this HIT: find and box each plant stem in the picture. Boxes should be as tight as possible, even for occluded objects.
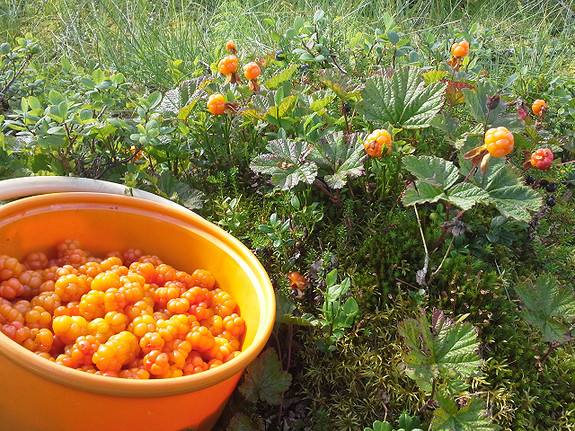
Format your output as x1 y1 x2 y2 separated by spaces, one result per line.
414 205 429 288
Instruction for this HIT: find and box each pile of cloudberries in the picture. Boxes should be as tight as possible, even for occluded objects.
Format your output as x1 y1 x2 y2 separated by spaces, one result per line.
0 240 246 379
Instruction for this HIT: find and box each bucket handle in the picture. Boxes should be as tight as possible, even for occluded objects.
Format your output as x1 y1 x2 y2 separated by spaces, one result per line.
0 176 185 210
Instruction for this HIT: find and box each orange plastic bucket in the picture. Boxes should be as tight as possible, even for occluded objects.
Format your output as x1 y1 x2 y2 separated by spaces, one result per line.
0 191 275 431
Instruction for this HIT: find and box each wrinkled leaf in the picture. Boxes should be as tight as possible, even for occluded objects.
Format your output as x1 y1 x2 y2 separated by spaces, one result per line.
461 158 542 221
357 66 446 129
445 182 490 211
422 70 449 85
433 395 497 431
403 182 446 206
515 276 575 342
403 155 460 188
250 139 318 190
319 69 361 100
308 132 367 189
239 348 292 405
399 309 481 392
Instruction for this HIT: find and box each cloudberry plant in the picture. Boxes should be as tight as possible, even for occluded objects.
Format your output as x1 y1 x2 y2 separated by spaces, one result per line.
530 148 554 170
364 129 392 158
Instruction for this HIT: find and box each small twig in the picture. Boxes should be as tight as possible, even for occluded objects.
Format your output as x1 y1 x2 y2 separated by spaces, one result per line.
429 235 455 283
0 55 32 104
414 206 429 288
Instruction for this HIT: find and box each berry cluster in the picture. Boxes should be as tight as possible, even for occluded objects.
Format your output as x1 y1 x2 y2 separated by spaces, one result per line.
0 241 246 379
207 40 264 115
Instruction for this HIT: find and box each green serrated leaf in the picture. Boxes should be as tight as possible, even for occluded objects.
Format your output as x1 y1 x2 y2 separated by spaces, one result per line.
423 70 449 85
177 102 196 121
402 182 446 206
403 155 460 188
430 112 462 138
516 276 575 342
446 182 490 210
433 396 497 431
399 309 481 392
319 69 362 101
460 157 542 221
268 95 296 119
263 64 298 90
487 185 542 221
309 95 335 112
462 80 505 126
250 139 318 190
238 348 292 405
308 132 367 189
357 67 446 129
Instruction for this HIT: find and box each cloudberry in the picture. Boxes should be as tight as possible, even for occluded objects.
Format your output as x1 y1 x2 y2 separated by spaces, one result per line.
52 315 88 344
191 269 216 289
0 256 24 281
79 290 106 320
243 61 261 80
2 320 31 343
92 331 139 372
186 325 216 351
207 93 226 115
484 127 514 158
24 306 52 329
0 278 25 299
530 148 554 170
55 274 90 302
143 350 171 377
211 289 237 317
218 55 239 75
532 99 547 116
24 251 49 270
364 129 392 158
451 40 470 58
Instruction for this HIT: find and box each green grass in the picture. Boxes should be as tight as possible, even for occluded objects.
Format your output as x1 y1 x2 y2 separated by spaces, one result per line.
2 0 574 87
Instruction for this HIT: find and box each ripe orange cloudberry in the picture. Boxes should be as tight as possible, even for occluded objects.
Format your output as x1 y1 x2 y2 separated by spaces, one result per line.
532 99 547 116
243 61 261 91
207 93 226 115
484 127 514 158
218 55 239 75
52 315 88 344
451 40 470 58
464 126 514 173
364 129 392 158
